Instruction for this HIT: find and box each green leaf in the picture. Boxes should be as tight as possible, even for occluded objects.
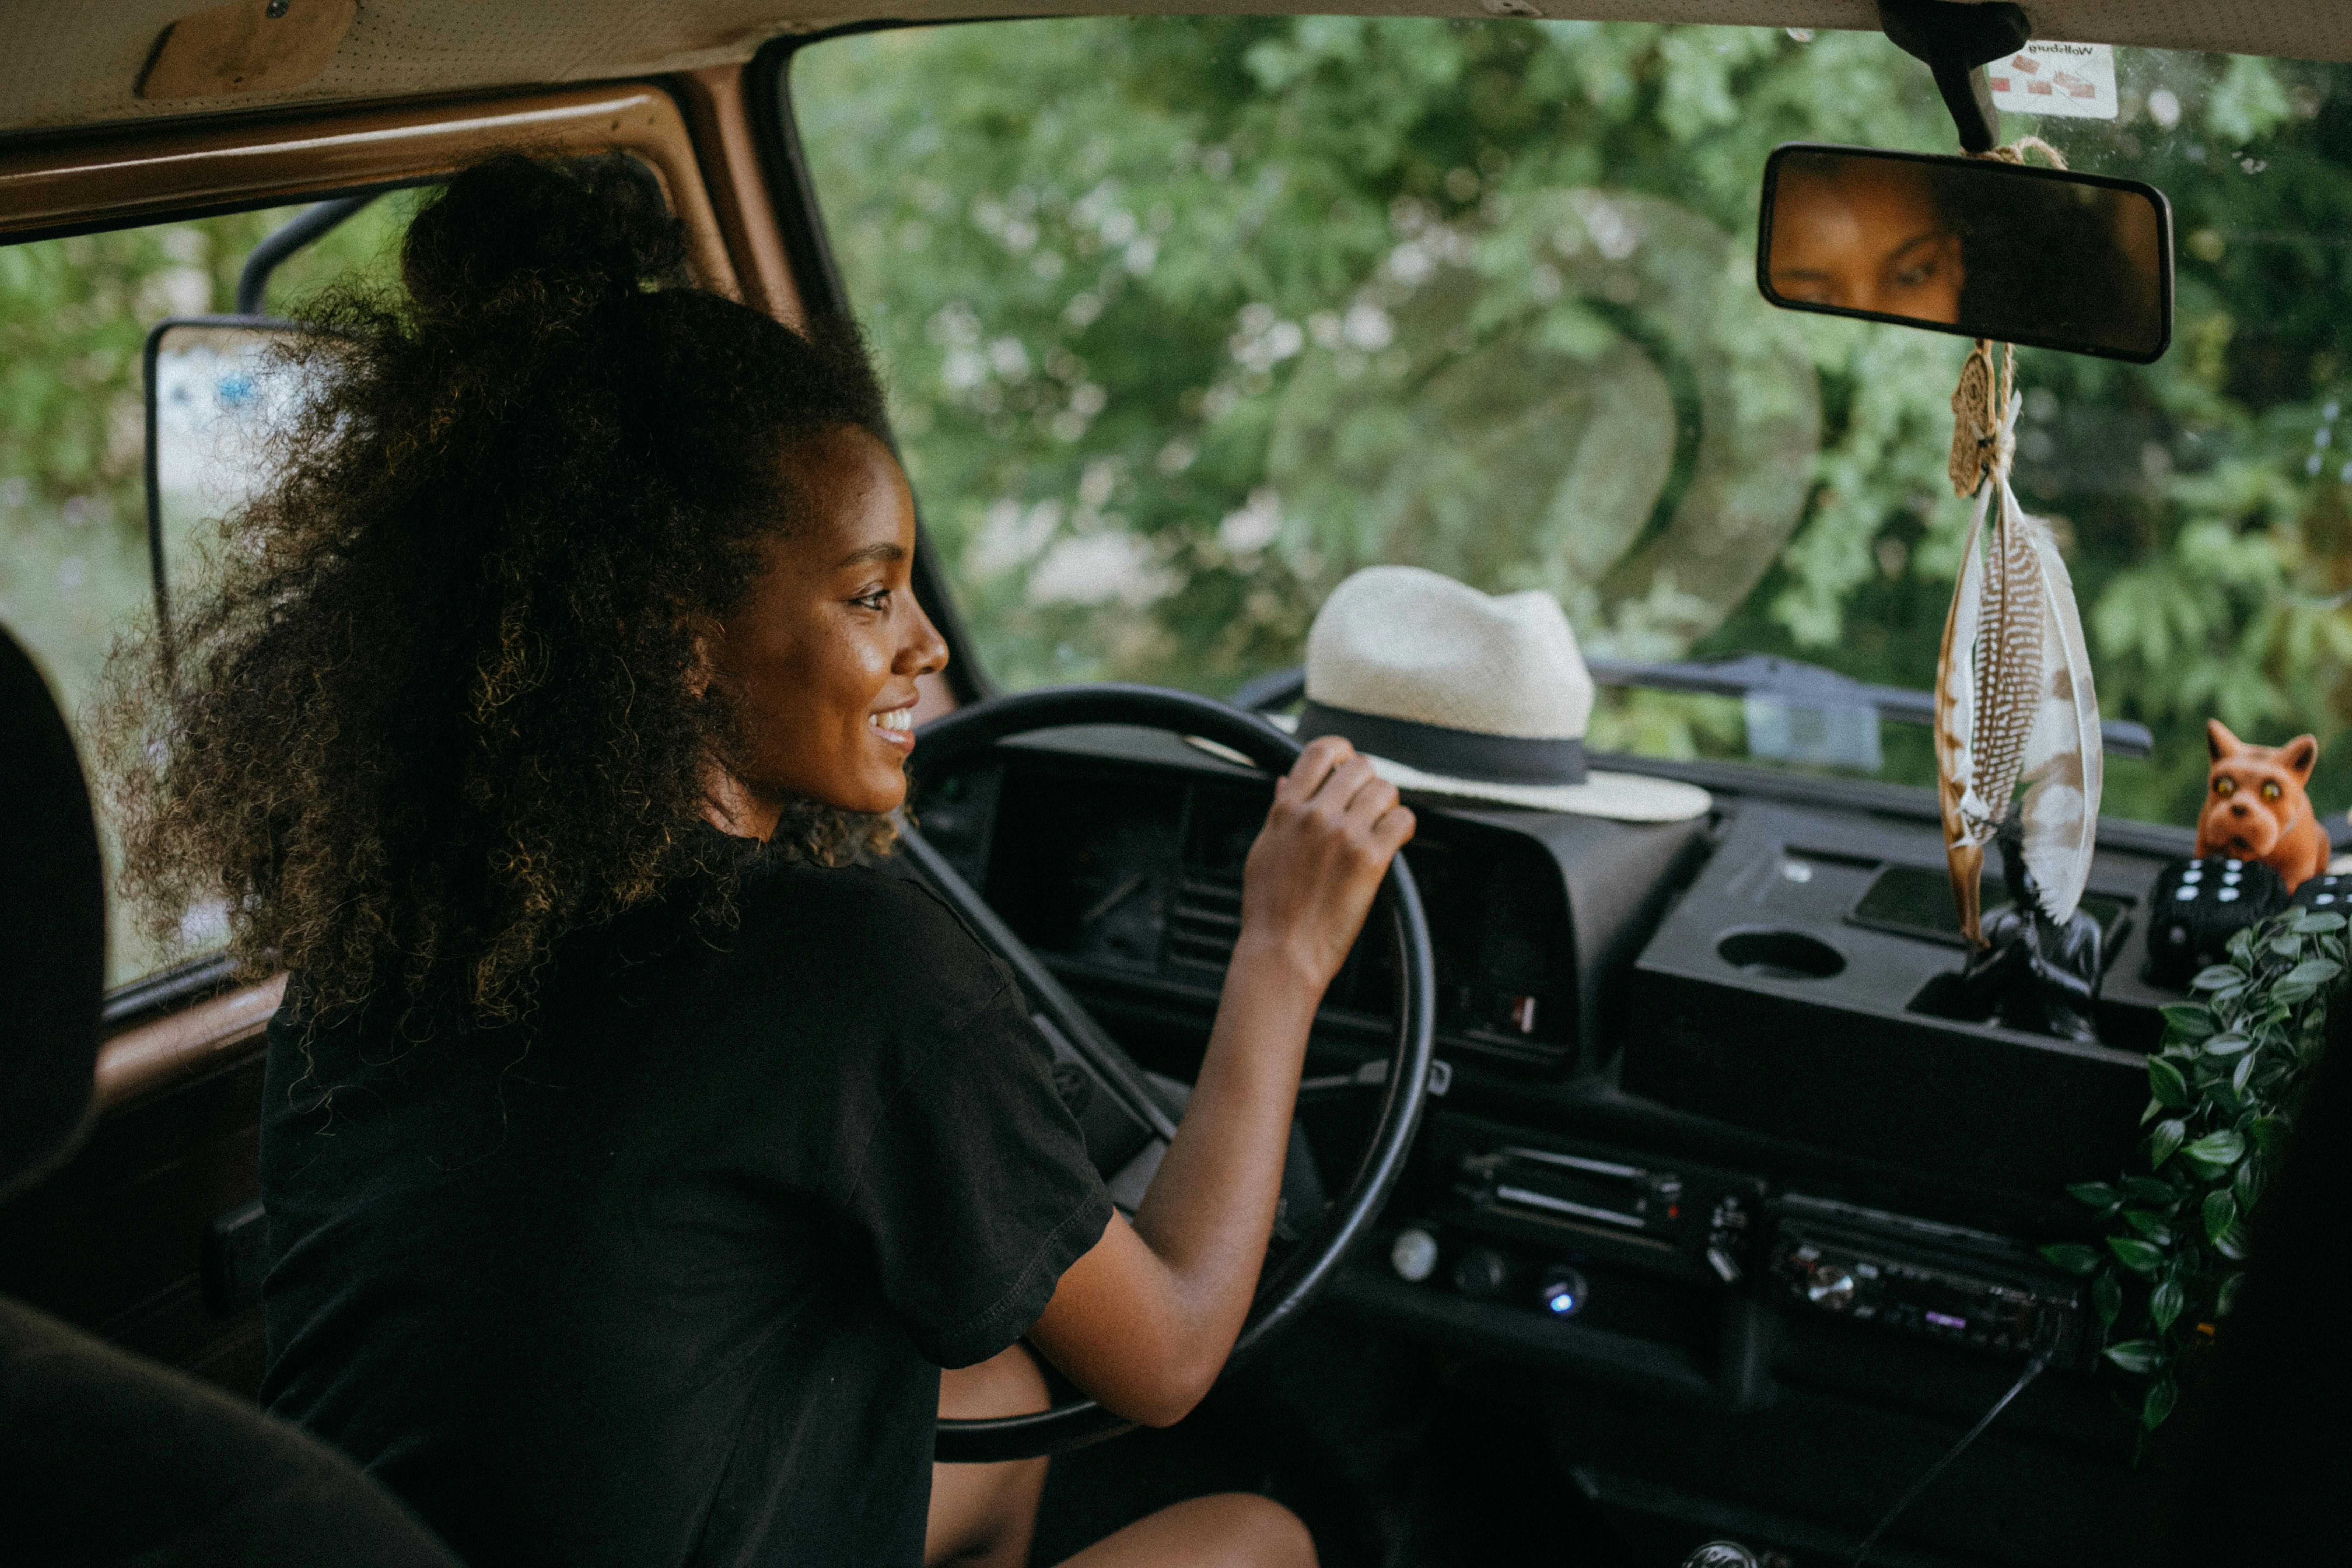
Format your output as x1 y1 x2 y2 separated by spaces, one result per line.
2183 1129 2247 1169
2269 932 2305 959
2232 1050 2258 1094
2108 1236 2164 1277
2149 1119 2188 1169
2288 909 2344 934
2249 1115 2291 1154
2123 1209 2175 1246
2147 1055 2190 1107
2217 1272 2246 1316
2233 1159 2262 1212
2160 1003 2217 1039
2150 1276 2185 1334
2122 1176 2179 1209
2143 1377 2178 1430
2284 958 2342 987
2214 1219 2251 1261
2141 1096 2164 1126
2039 1242 2102 1276
2066 1181 2121 1212
2203 1031 2252 1056
2104 1338 2163 1375
2204 1189 2238 1244
2092 1267 2122 1328
2189 966 2241 993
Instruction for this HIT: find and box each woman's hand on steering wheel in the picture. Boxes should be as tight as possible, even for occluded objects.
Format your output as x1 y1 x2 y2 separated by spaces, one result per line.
1027 740 1412 1432
1240 736 1417 992
907 682 1437 1460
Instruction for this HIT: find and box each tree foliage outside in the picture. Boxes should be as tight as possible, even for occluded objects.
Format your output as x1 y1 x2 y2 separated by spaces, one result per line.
793 19 2352 824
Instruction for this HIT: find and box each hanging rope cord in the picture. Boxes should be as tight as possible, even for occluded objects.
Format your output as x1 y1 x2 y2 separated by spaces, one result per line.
1948 137 2067 497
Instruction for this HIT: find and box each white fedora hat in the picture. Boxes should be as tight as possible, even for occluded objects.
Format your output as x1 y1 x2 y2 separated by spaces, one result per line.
1283 566 1710 822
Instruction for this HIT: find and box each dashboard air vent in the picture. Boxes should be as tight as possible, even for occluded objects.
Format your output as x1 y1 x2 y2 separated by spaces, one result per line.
1165 874 1243 972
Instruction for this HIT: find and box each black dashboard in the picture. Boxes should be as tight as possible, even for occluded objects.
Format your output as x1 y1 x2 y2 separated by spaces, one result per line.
915 721 2197 1565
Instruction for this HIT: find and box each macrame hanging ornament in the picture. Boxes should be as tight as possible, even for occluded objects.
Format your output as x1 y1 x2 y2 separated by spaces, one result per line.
1934 338 2104 947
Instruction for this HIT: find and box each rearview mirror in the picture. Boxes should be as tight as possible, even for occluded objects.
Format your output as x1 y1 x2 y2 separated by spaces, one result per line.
142 316 304 629
1757 144 2171 363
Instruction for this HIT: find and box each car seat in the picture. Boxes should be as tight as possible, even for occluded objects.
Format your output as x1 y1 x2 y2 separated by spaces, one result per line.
0 624 463 1568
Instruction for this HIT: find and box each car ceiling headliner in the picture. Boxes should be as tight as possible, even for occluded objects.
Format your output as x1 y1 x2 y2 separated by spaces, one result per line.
0 1 2345 144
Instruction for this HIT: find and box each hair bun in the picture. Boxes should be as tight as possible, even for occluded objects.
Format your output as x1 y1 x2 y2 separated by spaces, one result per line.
402 154 687 326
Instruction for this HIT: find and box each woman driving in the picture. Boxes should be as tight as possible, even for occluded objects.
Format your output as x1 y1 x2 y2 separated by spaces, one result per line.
106 157 1412 1568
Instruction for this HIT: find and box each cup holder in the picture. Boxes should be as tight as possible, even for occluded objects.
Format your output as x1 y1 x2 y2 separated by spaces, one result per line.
1716 928 1846 981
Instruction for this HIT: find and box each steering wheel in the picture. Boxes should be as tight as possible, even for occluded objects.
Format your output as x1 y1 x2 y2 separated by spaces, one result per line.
907 683 1436 1463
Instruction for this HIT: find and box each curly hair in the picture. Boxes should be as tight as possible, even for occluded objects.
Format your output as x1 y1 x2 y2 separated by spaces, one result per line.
103 154 894 1029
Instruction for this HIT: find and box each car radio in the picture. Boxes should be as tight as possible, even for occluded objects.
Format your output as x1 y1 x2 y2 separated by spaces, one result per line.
1428 1115 1768 1293
1770 1193 2096 1368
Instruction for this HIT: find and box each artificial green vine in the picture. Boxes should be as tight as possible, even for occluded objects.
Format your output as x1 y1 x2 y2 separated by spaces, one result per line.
2040 908 2342 1432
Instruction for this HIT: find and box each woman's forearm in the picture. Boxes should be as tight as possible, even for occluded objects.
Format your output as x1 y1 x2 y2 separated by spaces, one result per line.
1027 941 1322 1426
1026 736 1408 1425
1126 937 1323 1362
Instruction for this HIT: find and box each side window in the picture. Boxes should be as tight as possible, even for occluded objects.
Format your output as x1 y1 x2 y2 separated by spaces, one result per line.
0 195 418 989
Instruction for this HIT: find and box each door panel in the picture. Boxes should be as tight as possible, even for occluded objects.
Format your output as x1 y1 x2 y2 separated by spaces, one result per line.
0 987 274 1394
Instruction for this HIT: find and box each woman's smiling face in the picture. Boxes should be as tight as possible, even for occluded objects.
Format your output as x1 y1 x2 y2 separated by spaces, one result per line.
705 425 947 833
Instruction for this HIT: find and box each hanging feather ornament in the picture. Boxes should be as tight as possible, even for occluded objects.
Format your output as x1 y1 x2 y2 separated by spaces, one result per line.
1935 342 2104 946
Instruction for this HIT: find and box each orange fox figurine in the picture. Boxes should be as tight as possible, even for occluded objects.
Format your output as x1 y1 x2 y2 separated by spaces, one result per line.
2195 720 2330 892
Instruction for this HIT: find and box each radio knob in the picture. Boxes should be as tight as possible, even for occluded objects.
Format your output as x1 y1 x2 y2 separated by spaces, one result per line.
1805 1263 1857 1311
1451 1246 1509 1300
1390 1227 1440 1283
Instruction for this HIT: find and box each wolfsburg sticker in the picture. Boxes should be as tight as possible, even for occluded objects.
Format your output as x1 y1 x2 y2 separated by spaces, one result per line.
1990 41 2119 121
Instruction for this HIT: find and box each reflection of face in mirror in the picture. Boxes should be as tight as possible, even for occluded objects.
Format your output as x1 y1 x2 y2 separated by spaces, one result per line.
1767 155 1963 323
1759 146 2172 361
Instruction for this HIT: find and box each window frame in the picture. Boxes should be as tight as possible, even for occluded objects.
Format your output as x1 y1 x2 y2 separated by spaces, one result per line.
748 27 999 707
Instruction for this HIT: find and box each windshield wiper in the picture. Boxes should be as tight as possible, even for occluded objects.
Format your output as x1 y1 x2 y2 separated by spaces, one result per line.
1228 653 2155 759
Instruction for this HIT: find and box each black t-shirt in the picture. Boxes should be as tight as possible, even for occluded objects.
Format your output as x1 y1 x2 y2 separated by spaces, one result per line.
258 847 1113 1568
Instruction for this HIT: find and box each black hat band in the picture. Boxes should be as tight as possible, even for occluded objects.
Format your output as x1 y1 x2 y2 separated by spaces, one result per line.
1296 700 1587 786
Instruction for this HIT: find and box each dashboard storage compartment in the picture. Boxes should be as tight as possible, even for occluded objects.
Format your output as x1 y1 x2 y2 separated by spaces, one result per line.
1620 803 2171 1194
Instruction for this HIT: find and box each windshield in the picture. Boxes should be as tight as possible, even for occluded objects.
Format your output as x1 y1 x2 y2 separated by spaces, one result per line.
789 20 2352 825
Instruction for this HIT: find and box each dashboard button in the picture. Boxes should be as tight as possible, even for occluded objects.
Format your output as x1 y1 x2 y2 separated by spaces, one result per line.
1805 1264 1857 1311
1390 1227 1440 1283
1537 1265 1588 1318
1451 1246 1509 1300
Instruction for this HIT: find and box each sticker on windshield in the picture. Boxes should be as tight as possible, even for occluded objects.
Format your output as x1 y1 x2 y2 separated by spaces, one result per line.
1990 41 2118 120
